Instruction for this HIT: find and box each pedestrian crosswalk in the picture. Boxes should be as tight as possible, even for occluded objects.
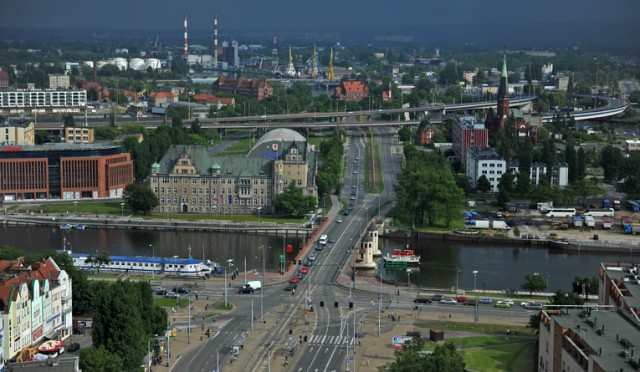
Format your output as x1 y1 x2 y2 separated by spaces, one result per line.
307 334 354 346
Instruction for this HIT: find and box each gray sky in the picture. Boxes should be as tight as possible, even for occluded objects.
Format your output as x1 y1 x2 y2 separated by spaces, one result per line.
2 0 638 31
0 0 640 43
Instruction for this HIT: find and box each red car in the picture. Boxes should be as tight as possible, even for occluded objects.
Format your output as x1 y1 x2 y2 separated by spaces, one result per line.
300 267 309 275
453 296 468 303
289 277 300 284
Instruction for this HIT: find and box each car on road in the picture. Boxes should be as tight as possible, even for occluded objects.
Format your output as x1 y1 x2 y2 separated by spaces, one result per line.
285 284 297 291
500 299 515 306
355 157 359 161
350 195 356 201
478 298 493 305
173 287 190 294
337 218 343 223
440 298 457 305
72 327 85 335
428 294 445 302
413 297 432 304
496 301 511 308
525 302 544 310
289 277 300 284
164 291 179 298
353 160 357 163
353 170 358 174
520 301 533 307
308 254 317 261
343 210 350 216
453 296 468 303
465 299 477 306
239 286 254 294
300 267 309 275
152 285 166 293
67 343 80 352
155 289 169 296
329 237 336 243
352 184 357 189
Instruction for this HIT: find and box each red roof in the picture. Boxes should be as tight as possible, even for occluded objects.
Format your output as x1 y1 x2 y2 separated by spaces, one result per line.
150 92 177 99
342 81 367 94
193 93 234 105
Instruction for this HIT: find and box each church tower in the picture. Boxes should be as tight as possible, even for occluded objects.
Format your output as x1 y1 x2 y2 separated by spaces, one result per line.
496 54 510 130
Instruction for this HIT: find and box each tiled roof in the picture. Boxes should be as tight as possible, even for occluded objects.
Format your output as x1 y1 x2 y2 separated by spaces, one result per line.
150 92 177 99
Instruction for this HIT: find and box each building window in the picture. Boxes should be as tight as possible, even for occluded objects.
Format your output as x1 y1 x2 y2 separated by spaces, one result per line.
162 178 169 184
181 169 188 174
201 178 207 184
181 160 188 165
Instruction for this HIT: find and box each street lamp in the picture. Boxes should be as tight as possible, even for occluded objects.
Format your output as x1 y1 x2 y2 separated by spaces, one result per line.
257 206 262 223
149 244 154 279
472 270 478 291
258 245 267 323
73 201 78 215
456 266 461 293
120 202 125 218
406 269 412 288
224 259 234 307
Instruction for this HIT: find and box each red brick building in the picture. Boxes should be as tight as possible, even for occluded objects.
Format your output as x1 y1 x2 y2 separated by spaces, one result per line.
335 81 369 101
415 125 437 146
452 117 488 165
212 76 273 101
0 144 133 201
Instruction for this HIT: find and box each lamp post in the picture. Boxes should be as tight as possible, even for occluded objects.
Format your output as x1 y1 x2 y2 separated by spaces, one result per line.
546 272 550 292
257 206 262 223
473 270 478 291
224 259 234 307
406 268 412 288
120 202 125 218
149 244 154 279
259 245 266 323
73 201 78 215
456 266 461 293
377 268 382 337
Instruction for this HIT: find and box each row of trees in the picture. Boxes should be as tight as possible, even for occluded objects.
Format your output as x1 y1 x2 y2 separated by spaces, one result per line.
601 145 640 197
315 133 345 196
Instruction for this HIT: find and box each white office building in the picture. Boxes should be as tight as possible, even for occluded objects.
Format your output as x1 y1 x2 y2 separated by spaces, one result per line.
466 147 506 192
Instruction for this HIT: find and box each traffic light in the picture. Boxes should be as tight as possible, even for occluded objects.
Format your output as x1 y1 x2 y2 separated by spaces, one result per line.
349 302 353 309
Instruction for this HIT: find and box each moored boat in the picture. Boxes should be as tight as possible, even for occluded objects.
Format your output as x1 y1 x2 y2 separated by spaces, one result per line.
383 248 421 267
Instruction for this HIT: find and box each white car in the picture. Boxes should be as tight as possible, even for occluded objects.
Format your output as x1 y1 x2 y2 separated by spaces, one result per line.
337 218 343 223
520 301 532 307
501 299 515 306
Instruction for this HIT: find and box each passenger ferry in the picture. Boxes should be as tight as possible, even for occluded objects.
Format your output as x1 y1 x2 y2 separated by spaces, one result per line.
382 247 421 267
64 251 221 277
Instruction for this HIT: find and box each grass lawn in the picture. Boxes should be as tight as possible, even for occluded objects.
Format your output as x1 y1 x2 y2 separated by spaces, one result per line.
24 201 128 215
461 338 536 372
417 321 536 336
365 137 384 193
216 137 254 156
217 303 233 310
153 297 188 308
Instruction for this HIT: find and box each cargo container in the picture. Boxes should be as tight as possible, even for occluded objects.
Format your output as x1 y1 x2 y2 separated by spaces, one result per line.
627 201 640 212
572 215 583 227
624 223 640 234
602 216 612 229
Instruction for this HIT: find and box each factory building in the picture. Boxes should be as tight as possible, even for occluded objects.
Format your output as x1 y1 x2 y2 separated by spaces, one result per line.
48 74 70 90
0 89 87 115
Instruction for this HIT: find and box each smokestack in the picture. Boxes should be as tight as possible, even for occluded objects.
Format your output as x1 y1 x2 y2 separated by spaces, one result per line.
92 61 97 83
214 14 218 68
183 15 188 58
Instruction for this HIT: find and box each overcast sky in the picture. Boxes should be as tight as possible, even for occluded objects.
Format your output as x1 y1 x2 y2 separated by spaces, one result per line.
2 0 639 31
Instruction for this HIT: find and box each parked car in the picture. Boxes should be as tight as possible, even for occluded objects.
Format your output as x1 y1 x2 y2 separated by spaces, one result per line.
428 294 445 302
173 287 190 294
239 286 254 294
453 296 468 303
152 285 166 293
478 298 493 305
308 254 317 261
520 301 532 307
284 284 298 291
337 218 343 223
155 289 169 296
440 298 458 305
72 327 85 335
300 267 309 275
289 277 300 284
465 299 477 306
67 343 80 352
526 302 544 310
164 291 179 298
414 297 432 304
496 301 511 308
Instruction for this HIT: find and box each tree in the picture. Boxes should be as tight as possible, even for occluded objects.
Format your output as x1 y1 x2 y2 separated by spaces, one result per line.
565 141 578 183
85 251 111 274
521 273 547 296
191 118 202 135
571 276 599 300
80 347 123 372
382 339 465 372
124 183 159 215
515 171 531 195
498 172 514 194
273 183 316 217
548 289 585 306
476 175 491 193
398 126 412 142
577 147 586 180
64 114 75 128
0 245 23 260
528 313 541 333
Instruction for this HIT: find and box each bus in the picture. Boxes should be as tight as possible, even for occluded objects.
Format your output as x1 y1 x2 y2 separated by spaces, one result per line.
584 208 615 217
545 208 577 218
318 234 328 246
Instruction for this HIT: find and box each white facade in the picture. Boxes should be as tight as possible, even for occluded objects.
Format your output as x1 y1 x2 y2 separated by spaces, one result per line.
508 162 569 190
466 147 506 192
0 89 87 114
625 139 640 151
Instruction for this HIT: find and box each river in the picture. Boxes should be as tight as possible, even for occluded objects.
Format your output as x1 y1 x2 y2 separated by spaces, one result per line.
1 225 635 292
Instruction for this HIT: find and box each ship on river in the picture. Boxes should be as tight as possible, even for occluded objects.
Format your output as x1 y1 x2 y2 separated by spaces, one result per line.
63 250 222 277
383 247 421 268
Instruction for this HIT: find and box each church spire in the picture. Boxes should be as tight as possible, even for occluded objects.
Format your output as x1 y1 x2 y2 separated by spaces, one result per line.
501 54 508 78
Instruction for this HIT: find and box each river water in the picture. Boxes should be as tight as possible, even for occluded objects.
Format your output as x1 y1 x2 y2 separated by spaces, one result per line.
1 225 635 292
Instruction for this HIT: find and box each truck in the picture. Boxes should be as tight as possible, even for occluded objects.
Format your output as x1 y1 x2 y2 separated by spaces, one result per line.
624 223 640 235
602 216 612 229
621 216 633 227
627 201 640 212
537 202 554 213
613 200 621 210
573 215 583 227
491 220 511 230
584 215 596 228
468 220 491 229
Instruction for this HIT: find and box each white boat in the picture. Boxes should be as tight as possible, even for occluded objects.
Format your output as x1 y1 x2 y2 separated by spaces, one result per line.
60 224 72 230
383 248 421 267
75 224 86 230
64 251 222 277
